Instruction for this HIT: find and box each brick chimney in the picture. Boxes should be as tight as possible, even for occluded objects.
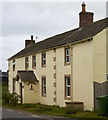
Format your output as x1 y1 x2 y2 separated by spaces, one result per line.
25 35 35 47
79 2 94 27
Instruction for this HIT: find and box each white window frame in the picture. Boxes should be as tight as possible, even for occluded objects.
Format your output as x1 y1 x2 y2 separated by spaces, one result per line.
65 76 70 97
25 57 29 69
32 55 36 68
42 77 46 96
13 60 15 71
42 53 46 66
65 48 70 63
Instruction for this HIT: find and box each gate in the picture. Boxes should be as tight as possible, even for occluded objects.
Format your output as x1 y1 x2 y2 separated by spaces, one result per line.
94 81 108 111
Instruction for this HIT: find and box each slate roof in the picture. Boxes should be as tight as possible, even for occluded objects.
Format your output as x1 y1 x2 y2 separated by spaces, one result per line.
9 17 108 60
16 71 38 82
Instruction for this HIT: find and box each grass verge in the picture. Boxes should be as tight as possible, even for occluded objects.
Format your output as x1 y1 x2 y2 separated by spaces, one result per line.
2 103 108 119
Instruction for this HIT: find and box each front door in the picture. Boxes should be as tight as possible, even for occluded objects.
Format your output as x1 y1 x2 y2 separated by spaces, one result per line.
20 83 22 104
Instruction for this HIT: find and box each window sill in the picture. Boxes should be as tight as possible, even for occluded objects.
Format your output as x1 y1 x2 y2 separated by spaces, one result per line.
41 65 46 68
64 97 71 100
64 63 70 66
42 95 46 97
32 67 36 69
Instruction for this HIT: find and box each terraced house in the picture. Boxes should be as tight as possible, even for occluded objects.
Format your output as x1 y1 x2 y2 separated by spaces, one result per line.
8 3 108 111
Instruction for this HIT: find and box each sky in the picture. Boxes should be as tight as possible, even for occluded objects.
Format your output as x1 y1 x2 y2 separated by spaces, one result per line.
0 0 107 72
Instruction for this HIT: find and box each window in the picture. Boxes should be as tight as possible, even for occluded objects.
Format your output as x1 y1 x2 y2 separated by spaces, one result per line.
13 60 15 71
30 84 34 90
13 78 15 92
65 48 70 64
42 77 46 96
25 57 29 69
65 76 70 98
32 55 36 68
42 53 46 67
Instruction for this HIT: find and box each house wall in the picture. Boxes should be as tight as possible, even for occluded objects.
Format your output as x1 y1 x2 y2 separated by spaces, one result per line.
24 82 39 103
73 40 93 111
93 28 107 82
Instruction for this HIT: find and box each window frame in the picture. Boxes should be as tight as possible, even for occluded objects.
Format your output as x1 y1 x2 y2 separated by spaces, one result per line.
42 53 46 67
65 47 70 65
32 55 36 68
25 57 29 69
65 75 71 99
13 60 15 71
41 76 46 96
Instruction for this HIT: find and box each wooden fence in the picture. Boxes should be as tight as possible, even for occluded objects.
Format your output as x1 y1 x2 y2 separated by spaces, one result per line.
94 81 108 111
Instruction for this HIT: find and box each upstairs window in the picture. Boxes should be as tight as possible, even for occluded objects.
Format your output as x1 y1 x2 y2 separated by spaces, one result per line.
32 55 36 68
42 77 46 96
42 53 46 67
65 76 70 98
65 48 70 64
25 57 29 69
13 60 15 71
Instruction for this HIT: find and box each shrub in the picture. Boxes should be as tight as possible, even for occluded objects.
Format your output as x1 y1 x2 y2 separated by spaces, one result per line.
2 92 20 106
65 106 77 114
9 92 20 105
2 92 10 104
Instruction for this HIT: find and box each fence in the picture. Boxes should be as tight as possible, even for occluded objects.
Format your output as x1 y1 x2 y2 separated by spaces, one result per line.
94 81 108 111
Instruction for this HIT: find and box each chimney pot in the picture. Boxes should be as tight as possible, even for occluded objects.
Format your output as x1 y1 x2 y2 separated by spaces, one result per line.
31 35 33 40
82 2 86 12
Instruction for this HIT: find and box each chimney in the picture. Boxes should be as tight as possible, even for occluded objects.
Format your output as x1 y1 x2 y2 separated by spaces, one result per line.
25 35 35 47
31 35 33 40
79 2 94 27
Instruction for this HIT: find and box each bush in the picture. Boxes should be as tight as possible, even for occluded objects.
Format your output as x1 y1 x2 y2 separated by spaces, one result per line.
2 92 10 104
2 92 20 105
65 106 77 114
9 92 20 105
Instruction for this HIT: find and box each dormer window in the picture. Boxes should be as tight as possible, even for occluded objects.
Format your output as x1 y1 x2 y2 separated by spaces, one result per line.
13 60 15 71
32 55 36 68
25 57 29 69
65 48 70 64
42 53 46 67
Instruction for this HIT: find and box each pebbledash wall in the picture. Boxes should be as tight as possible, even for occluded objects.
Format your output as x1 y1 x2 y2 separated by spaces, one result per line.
8 27 107 111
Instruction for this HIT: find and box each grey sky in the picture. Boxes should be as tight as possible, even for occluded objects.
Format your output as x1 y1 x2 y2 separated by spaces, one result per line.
1 1 107 71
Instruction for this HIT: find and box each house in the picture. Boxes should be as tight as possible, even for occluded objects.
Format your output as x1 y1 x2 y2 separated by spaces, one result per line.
0 70 8 83
8 3 108 111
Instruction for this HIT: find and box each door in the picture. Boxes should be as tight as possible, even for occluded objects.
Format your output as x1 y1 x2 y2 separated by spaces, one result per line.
20 83 22 104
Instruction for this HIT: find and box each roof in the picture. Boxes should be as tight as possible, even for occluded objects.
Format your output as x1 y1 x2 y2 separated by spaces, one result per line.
9 17 108 60
16 71 38 82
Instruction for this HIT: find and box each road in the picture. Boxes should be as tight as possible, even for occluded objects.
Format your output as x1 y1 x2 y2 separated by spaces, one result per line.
1 107 78 120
